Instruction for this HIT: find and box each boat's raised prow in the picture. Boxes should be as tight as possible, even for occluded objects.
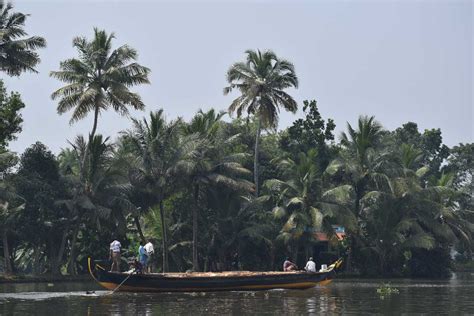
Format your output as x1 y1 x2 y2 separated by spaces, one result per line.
88 257 343 293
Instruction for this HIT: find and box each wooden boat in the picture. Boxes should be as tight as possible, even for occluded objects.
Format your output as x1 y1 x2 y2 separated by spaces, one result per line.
88 257 343 292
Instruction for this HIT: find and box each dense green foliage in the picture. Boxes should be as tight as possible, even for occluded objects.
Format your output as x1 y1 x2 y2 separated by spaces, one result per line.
0 7 471 278
1 103 471 277
0 80 24 150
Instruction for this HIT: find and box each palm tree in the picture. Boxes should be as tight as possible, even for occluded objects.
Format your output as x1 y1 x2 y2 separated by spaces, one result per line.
358 155 472 275
59 135 129 274
0 1 46 76
0 149 21 274
50 28 150 140
265 149 356 263
179 109 253 271
224 49 298 196
0 200 25 274
323 116 392 271
124 110 183 272
326 116 391 217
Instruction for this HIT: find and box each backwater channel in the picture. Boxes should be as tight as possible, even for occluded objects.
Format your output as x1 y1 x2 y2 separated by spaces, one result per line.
1 273 473 315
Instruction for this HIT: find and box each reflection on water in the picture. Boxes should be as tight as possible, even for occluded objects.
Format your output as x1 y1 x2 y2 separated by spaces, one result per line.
1 273 474 315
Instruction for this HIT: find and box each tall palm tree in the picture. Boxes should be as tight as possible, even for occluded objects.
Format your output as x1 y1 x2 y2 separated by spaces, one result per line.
179 109 253 271
264 150 321 261
124 110 183 272
0 1 46 76
265 149 357 262
50 28 150 140
224 49 298 196
326 116 391 217
324 116 392 271
59 134 129 274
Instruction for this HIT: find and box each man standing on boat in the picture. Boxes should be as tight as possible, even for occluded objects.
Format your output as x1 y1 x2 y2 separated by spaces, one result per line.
138 241 148 272
305 257 316 272
109 239 122 272
144 239 154 273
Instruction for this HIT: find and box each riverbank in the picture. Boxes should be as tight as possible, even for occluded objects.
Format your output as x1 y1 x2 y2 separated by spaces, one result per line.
454 262 474 272
0 274 90 284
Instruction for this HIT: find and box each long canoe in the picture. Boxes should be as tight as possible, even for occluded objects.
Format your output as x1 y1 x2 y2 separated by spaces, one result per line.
88 257 343 292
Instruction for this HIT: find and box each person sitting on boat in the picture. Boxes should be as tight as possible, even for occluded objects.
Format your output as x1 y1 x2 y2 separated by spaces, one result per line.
109 238 122 272
138 241 148 272
128 258 143 274
305 257 316 272
283 257 297 271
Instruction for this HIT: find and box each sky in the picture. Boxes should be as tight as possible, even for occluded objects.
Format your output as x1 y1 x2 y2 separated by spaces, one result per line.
4 0 473 154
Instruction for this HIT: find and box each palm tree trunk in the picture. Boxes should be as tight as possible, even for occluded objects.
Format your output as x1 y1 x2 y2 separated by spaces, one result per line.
2 230 13 275
134 216 146 243
81 106 100 183
159 200 169 272
346 236 353 273
33 247 42 275
192 184 200 271
254 117 261 196
90 106 100 141
67 226 80 275
51 228 69 275
293 244 299 268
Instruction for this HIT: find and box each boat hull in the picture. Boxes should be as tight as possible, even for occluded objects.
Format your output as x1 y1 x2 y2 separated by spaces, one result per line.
88 258 342 293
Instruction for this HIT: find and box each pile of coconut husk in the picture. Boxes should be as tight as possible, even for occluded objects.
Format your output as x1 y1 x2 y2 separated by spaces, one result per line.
160 271 306 278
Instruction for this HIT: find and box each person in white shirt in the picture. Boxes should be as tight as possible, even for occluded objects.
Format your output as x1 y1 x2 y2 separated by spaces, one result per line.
109 239 122 272
144 240 154 272
305 257 316 272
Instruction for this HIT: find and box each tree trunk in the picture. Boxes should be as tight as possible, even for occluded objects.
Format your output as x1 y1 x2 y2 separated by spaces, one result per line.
2 230 13 275
67 226 80 275
33 247 42 275
159 200 169 272
346 236 353 273
293 245 299 268
192 184 200 271
51 228 69 275
90 106 100 141
270 244 275 271
80 106 100 185
134 216 146 244
254 117 262 196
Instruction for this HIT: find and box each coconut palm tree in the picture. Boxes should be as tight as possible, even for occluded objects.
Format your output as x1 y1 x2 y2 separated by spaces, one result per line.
123 110 183 272
265 149 357 263
323 116 393 271
325 116 392 217
59 134 130 274
50 28 150 140
224 49 298 196
359 155 472 275
179 109 253 271
0 1 46 76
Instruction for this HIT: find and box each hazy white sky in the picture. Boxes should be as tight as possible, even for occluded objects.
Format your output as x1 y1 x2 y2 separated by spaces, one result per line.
4 0 473 154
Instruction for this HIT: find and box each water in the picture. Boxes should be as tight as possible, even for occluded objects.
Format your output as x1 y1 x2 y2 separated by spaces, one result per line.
1 273 473 315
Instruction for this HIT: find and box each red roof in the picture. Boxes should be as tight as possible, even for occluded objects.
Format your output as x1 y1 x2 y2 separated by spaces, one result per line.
314 232 345 241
